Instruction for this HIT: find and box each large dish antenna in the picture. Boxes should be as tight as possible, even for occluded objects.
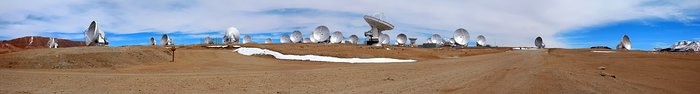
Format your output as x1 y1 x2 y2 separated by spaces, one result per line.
379 34 390 45
149 37 156 45
280 34 291 43
84 21 109 46
409 37 417 46
535 37 545 48
224 27 240 44
204 36 213 44
313 25 331 43
242 35 253 44
330 31 344 44
363 15 395 45
616 35 631 50
302 38 312 43
348 35 359 44
476 35 486 46
290 30 302 43
453 28 469 46
396 33 407 46
161 34 173 46
265 38 273 44
430 34 443 45
48 37 58 48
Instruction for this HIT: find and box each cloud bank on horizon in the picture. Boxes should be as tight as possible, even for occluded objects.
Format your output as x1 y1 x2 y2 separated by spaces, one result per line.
0 0 699 48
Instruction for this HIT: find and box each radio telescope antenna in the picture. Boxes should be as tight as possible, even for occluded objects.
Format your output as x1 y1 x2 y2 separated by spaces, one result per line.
149 37 156 45
224 27 240 44
161 34 173 46
280 34 291 43
408 37 417 46
379 34 390 45
348 35 359 44
204 36 213 44
84 21 109 46
330 31 344 44
242 35 253 44
302 38 312 43
313 25 331 43
431 34 443 45
28 36 34 46
535 36 545 48
476 35 486 47
396 33 407 46
453 28 469 46
47 37 58 48
363 15 394 45
616 35 631 50
265 38 273 44
290 30 302 43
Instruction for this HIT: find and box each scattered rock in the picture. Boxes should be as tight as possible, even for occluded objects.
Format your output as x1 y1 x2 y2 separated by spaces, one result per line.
383 77 395 81
599 71 616 78
598 66 606 70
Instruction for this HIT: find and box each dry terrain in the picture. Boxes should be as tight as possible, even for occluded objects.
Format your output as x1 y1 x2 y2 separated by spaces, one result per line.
0 44 699 94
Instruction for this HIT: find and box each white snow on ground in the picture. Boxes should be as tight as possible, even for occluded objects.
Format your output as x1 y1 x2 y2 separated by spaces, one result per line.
234 47 416 63
591 51 615 53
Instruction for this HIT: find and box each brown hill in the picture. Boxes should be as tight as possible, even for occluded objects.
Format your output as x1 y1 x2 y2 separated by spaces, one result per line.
0 36 85 54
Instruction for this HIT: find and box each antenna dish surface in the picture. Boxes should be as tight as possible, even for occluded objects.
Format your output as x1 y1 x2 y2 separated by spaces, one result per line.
476 35 486 46
313 26 331 42
330 31 344 44
453 28 469 46
161 34 173 46
243 35 253 44
265 38 273 44
396 34 407 45
290 31 302 43
348 35 359 44
280 34 291 43
302 38 312 43
409 37 417 45
430 34 443 45
224 27 240 44
617 35 631 50
535 37 545 48
149 37 156 45
380 34 390 45
84 21 109 46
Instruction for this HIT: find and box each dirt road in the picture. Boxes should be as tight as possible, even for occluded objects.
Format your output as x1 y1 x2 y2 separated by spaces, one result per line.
1 49 698 94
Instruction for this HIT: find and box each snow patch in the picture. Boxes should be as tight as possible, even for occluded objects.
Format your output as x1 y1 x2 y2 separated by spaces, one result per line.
234 47 416 63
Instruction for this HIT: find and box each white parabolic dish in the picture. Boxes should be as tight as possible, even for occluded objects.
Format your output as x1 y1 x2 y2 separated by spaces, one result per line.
617 35 631 50
84 21 108 46
280 34 291 43
380 34 390 45
265 38 272 44
290 30 302 43
453 28 469 46
535 37 544 48
313 26 331 42
225 27 240 43
348 35 359 44
396 33 407 45
476 35 486 46
302 38 312 43
309 31 318 43
431 34 443 44
243 35 253 44
330 31 344 44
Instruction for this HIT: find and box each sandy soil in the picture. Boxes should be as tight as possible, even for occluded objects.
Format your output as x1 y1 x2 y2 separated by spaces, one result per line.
0 46 171 69
0 44 699 94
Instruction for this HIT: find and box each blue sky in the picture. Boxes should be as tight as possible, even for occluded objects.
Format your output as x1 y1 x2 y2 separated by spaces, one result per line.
0 0 699 50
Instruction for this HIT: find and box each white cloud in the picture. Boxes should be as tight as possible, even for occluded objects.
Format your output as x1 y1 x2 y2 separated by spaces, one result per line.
0 0 698 47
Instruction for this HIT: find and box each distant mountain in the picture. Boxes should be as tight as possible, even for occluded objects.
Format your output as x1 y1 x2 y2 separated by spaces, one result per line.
653 40 700 52
0 36 85 54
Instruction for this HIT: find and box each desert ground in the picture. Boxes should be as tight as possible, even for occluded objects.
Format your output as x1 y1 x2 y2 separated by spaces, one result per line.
1 44 699 94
